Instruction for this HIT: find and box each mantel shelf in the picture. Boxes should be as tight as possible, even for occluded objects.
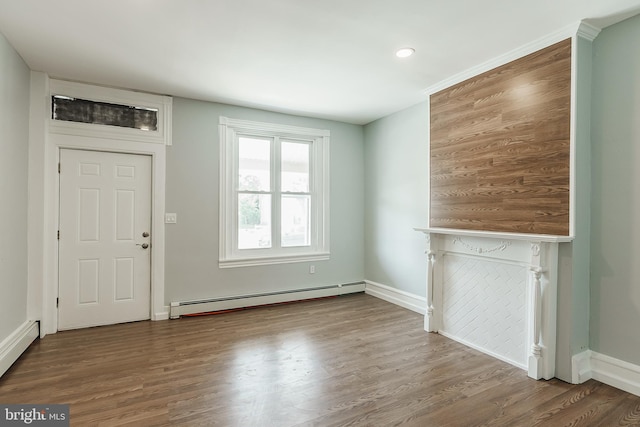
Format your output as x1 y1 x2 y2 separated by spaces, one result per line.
413 227 574 243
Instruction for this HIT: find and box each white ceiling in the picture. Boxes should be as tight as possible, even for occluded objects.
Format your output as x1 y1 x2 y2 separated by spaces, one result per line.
1 0 639 125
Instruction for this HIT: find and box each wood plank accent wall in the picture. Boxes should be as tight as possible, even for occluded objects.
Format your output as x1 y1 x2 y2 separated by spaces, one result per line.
430 39 571 236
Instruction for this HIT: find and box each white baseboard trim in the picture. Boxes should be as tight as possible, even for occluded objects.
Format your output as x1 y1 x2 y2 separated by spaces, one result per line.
170 282 365 319
589 351 640 397
571 350 593 384
571 350 640 397
364 280 426 315
0 320 39 378
153 306 170 321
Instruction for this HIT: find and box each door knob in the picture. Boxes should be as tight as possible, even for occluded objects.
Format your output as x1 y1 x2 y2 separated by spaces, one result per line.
142 232 149 237
136 243 149 249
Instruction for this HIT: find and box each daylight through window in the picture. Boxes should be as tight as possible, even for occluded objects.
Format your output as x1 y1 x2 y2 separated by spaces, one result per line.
219 117 329 267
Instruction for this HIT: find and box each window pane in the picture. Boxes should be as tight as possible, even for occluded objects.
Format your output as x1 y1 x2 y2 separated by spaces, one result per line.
239 137 270 191
238 194 272 249
281 141 309 193
281 195 310 247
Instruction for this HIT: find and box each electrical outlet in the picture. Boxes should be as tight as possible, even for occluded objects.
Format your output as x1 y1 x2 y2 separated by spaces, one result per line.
165 213 177 224
309 265 315 274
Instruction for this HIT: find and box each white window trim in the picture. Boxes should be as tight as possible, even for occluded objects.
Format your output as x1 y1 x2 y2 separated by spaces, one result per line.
219 116 330 268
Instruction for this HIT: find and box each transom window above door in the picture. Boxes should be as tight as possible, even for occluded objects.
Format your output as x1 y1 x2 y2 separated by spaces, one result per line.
219 117 330 268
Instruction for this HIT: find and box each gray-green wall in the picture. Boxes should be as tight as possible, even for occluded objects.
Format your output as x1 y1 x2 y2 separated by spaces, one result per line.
1 11 639 383
590 14 640 365
165 98 364 303
555 35 594 382
0 32 30 342
361 24 637 381
363 101 429 297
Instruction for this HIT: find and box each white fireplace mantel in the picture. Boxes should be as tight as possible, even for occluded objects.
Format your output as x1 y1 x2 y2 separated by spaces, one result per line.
414 227 574 380
414 227 574 243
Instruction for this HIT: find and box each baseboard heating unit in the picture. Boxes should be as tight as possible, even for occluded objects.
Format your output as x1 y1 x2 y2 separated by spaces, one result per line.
169 282 365 319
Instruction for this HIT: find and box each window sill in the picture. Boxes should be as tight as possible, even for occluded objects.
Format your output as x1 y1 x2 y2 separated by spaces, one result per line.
219 252 330 268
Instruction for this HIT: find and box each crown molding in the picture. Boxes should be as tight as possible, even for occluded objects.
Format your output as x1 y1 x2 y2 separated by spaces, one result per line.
576 21 602 41
425 20 596 96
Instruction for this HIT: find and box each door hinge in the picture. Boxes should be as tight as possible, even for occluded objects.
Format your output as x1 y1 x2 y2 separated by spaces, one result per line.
57 230 60 240
56 298 59 308
58 163 61 173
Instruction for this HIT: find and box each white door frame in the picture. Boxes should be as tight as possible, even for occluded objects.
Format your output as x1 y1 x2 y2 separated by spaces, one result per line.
28 75 171 336
49 138 167 333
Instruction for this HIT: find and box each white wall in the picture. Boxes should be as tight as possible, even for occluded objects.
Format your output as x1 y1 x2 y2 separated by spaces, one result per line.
165 97 365 303
0 32 30 342
363 102 429 297
590 14 640 365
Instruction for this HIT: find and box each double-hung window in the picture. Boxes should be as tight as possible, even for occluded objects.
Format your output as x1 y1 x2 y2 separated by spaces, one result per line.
219 117 330 267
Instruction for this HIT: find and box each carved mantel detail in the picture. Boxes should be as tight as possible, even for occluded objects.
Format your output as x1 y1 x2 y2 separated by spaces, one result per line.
452 236 511 254
531 243 541 256
414 227 568 381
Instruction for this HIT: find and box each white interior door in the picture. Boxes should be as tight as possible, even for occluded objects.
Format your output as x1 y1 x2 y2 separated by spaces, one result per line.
58 149 152 330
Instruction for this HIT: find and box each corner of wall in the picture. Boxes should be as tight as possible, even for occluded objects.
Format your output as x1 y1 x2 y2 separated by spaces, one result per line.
571 349 593 384
27 71 49 330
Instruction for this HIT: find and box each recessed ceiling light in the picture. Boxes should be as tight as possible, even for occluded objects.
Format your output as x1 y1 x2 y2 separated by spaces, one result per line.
396 48 415 58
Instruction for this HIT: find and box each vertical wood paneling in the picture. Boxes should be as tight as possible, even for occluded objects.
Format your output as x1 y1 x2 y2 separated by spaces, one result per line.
430 39 571 236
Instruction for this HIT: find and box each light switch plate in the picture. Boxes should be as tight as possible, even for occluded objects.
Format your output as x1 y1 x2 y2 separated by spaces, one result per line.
165 213 177 224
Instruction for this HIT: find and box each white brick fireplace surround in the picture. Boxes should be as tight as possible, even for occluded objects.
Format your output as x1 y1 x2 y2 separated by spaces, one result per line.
415 228 572 380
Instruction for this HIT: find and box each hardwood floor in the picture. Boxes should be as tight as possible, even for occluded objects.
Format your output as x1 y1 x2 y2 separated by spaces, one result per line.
1 293 639 426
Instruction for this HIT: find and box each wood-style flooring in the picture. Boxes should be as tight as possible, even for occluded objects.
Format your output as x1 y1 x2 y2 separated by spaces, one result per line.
1 293 639 426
